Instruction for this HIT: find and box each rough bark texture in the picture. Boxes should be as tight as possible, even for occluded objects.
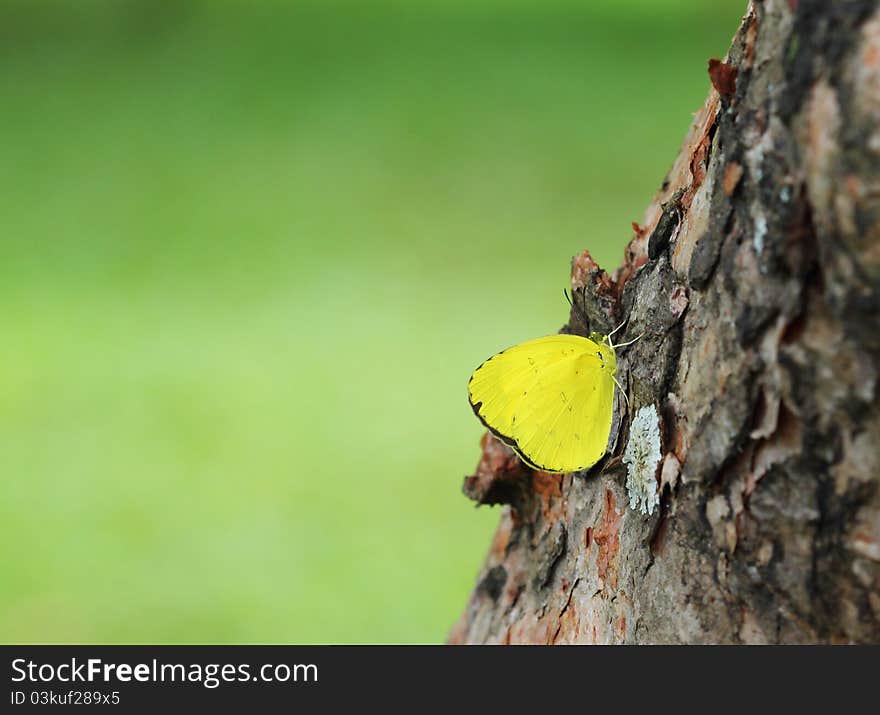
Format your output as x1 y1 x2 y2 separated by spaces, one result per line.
449 0 880 644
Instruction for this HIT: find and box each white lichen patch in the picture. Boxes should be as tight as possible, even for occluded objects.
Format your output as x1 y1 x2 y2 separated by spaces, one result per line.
623 404 662 515
753 214 768 254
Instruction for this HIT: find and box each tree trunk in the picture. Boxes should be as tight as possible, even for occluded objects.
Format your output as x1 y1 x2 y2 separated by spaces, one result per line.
449 0 880 645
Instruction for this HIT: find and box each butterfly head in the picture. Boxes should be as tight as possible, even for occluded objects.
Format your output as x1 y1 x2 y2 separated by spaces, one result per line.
588 331 618 375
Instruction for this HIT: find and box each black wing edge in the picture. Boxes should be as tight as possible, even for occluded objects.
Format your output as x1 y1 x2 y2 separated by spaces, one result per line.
468 392 568 475
466 348 600 475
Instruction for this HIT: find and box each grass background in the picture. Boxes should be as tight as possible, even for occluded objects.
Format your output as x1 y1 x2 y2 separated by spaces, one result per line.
1 0 746 643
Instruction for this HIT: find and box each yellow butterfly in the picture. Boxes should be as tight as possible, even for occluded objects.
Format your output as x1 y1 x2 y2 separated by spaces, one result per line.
468 319 636 474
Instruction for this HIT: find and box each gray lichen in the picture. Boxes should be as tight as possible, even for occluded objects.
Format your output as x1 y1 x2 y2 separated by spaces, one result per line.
623 405 662 515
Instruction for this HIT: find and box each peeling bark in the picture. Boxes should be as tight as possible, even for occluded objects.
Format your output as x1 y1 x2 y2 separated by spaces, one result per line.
450 0 880 644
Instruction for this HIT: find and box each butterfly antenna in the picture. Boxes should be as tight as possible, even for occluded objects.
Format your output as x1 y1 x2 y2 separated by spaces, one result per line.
606 317 627 341
564 288 590 329
610 332 645 350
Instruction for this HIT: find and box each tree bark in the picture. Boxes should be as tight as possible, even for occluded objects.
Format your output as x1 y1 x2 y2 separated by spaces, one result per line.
449 0 880 644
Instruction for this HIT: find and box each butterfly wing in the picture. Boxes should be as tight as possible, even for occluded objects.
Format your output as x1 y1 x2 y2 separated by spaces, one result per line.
468 334 615 473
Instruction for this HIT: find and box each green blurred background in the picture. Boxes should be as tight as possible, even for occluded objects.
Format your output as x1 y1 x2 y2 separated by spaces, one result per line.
1 0 745 643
